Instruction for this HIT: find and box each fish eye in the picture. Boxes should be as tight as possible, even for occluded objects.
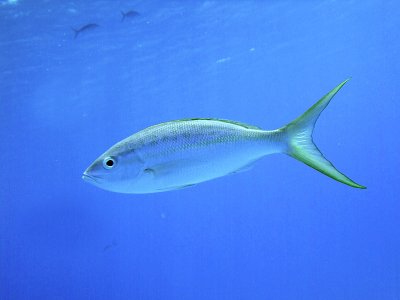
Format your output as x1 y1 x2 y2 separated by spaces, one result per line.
103 157 116 169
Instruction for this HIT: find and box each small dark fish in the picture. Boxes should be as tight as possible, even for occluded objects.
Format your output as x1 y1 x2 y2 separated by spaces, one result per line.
121 10 140 22
72 23 99 39
103 239 117 252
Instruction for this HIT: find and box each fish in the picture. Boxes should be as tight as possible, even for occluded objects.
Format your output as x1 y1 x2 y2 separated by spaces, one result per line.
82 79 366 194
72 23 99 39
103 239 117 252
121 10 140 22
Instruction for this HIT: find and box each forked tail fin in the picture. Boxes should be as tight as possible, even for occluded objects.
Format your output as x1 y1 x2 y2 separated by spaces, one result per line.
283 79 366 189
72 27 79 39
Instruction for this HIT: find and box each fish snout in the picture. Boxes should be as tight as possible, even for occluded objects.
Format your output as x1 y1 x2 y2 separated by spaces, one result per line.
82 164 103 183
82 171 98 183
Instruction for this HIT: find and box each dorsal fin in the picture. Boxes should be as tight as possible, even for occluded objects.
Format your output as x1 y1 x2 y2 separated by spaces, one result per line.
142 118 262 133
171 118 262 130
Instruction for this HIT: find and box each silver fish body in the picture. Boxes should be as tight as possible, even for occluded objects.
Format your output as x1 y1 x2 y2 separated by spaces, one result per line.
83 119 284 193
83 80 366 194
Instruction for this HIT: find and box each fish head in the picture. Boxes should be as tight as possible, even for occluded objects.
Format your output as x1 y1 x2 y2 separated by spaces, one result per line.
82 142 146 193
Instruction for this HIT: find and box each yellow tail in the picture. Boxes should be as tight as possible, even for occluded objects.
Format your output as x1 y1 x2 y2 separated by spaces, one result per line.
283 79 365 189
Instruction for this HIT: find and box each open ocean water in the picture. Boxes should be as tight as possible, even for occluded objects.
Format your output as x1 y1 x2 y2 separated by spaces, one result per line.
1 0 399 299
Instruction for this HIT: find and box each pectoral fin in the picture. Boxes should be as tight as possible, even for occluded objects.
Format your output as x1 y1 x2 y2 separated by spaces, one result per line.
148 159 192 177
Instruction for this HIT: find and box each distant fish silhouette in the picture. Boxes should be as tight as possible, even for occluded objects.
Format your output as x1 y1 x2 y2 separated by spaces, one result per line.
103 239 117 252
72 23 99 39
121 10 140 22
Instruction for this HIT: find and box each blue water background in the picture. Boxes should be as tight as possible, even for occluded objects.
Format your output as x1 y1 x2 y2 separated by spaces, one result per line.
1 0 399 299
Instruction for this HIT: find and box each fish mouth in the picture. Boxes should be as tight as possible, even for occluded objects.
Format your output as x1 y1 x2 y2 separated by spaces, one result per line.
82 172 100 183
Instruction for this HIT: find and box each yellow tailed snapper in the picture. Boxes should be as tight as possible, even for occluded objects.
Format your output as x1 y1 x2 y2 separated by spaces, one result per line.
82 80 365 193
